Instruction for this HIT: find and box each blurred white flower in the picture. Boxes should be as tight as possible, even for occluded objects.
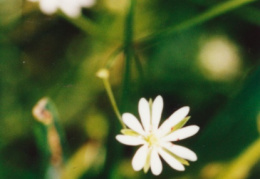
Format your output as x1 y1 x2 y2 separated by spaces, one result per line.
198 36 241 81
116 95 199 175
28 0 96 18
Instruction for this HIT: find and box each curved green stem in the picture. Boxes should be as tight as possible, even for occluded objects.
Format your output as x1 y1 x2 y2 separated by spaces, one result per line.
136 0 256 47
102 77 126 128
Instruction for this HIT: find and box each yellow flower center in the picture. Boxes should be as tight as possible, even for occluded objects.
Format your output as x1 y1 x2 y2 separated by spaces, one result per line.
146 133 159 147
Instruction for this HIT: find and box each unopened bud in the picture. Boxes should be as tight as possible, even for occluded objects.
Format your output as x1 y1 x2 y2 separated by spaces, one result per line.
32 97 53 125
96 68 109 79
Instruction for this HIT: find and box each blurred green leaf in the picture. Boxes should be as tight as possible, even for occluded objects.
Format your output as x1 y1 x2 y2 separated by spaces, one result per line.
216 138 260 179
196 66 260 163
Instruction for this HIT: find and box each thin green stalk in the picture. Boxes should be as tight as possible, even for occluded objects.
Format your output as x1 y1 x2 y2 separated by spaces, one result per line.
133 52 144 93
188 0 260 27
121 0 135 111
124 0 135 46
102 77 126 128
98 2 134 179
133 52 144 80
136 0 256 47
96 70 126 179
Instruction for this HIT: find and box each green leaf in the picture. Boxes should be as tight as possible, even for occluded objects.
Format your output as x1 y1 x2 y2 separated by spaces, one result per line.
195 67 260 163
216 138 260 179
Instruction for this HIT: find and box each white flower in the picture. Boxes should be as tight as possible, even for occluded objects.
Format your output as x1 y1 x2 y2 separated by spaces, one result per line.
28 0 96 18
116 95 199 175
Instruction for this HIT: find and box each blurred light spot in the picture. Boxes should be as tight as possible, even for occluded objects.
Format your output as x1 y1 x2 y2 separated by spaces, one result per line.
118 159 140 178
96 68 109 79
27 0 96 18
200 162 225 179
61 141 105 179
85 112 108 141
198 36 241 81
0 0 22 26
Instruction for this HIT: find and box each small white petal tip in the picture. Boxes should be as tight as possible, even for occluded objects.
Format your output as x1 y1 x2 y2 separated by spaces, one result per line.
181 106 190 113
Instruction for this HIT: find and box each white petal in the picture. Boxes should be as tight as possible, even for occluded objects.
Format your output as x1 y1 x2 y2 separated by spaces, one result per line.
158 106 190 136
138 98 151 133
122 113 146 136
152 95 163 130
163 125 199 142
116 135 145 146
163 143 197 161
60 0 81 17
39 0 59 15
158 148 185 171
150 148 162 175
79 0 96 7
132 145 148 171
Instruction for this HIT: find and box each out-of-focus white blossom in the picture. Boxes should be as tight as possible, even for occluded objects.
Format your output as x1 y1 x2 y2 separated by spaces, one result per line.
116 95 199 175
198 36 241 81
28 0 96 18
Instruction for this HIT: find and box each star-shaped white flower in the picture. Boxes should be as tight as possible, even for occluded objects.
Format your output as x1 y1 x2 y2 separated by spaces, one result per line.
28 0 96 18
116 95 199 175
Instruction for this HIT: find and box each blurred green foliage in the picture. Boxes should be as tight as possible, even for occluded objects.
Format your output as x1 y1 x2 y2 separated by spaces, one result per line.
0 0 260 178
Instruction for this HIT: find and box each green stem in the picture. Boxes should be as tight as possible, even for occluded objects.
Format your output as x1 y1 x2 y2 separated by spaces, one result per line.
102 77 126 128
124 0 135 46
188 0 260 27
121 0 135 111
133 52 144 80
136 0 256 47
133 52 144 93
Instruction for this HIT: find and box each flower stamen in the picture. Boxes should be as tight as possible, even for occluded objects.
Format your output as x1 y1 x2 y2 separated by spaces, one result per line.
146 133 159 147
